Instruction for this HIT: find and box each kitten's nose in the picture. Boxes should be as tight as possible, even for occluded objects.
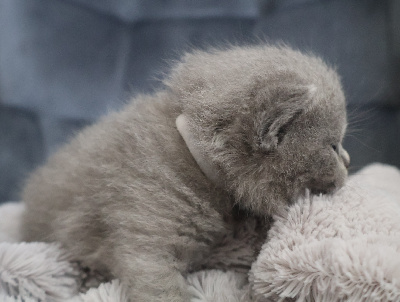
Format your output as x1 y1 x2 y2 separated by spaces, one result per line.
340 148 350 169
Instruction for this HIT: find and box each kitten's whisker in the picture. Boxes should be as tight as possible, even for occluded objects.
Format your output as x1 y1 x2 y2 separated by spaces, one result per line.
346 135 382 154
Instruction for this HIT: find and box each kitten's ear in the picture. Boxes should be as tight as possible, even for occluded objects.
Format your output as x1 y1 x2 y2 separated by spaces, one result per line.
260 85 316 151
176 114 221 185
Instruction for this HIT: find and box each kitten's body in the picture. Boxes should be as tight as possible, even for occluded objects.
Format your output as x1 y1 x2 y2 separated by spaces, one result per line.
21 45 350 301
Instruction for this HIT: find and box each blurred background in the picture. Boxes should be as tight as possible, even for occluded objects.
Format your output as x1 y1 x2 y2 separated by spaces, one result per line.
0 0 399 203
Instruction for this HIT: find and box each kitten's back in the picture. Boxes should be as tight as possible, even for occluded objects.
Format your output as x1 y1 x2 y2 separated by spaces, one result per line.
21 92 224 268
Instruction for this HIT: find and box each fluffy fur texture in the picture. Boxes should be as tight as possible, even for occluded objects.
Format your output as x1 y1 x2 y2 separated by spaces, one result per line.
20 45 350 301
250 163 400 302
0 241 78 301
1 164 400 301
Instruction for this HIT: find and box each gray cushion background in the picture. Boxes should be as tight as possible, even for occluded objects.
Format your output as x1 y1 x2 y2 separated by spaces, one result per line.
0 0 399 202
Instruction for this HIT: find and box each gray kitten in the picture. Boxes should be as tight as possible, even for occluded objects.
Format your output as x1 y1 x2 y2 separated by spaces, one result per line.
21 45 350 301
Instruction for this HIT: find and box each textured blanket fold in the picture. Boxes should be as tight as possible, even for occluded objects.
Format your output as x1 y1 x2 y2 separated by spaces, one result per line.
1 163 400 301
250 163 400 302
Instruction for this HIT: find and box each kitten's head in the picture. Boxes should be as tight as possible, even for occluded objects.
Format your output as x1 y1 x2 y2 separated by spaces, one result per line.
168 45 350 215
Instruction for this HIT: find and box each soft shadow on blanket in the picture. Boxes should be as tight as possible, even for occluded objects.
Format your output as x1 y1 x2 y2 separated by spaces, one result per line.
1 163 400 302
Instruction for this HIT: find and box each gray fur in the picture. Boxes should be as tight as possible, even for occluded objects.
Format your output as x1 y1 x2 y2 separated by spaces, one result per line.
21 45 350 301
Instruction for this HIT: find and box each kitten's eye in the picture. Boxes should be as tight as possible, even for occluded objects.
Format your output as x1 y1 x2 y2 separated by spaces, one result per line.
331 144 338 152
